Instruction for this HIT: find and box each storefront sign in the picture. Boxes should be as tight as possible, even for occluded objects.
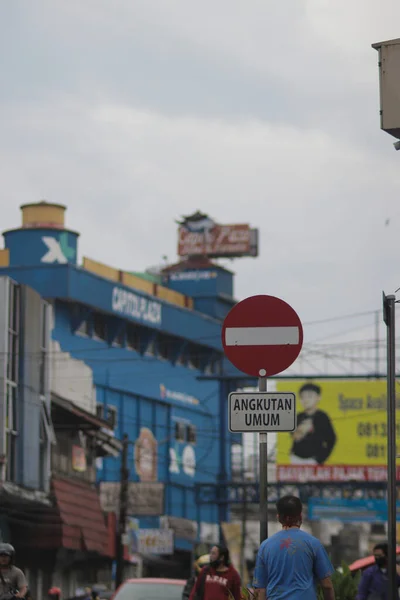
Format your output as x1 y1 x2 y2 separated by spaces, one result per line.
99 482 164 516
160 516 197 541
111 287 162 325
131 528 174 555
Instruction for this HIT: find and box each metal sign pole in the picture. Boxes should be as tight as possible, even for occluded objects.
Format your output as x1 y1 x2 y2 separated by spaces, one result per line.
259 375 268 543
383 293 397 600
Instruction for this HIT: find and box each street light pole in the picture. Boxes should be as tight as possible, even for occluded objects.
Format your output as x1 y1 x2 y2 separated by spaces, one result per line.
383 293 397 600
115 433 129 589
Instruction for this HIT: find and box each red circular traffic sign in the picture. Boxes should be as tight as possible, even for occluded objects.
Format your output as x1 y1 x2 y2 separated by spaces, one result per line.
221 294 303 377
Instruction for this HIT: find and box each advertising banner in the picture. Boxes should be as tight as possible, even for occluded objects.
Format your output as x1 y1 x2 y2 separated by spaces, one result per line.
72 445 87 472
178 223 254 257
131 528 174 555
308 498 400 523
276 380 400 482
176 212 258 258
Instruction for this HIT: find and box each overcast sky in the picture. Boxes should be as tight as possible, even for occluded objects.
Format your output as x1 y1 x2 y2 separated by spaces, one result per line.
1 0 400 369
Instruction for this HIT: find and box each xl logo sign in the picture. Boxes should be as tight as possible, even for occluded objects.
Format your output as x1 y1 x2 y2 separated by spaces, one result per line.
41 233 76 264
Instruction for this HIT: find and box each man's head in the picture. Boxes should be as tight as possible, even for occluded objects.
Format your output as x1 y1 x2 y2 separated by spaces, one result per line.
276 495 303 528
0 543 14 568
299 383 321 415
210 545 230 569
373 543 388 568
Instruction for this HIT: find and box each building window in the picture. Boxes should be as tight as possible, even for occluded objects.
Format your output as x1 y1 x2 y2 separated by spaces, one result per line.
96 404 105 420
187 344 201 370
93 313 107 340
159 334 175 361
39 400 55 490
5 383 18 482
39 412 45 490
145 337 156 356
175 352 184 366
175 422 186 442
8 280 19 334
76 319 90 336
205 355 222 376
113 326 125 347
187 425 197 444
107 406 118 430
7 283 20 383
39 302 49 397
41 401 55 444
6 281 20 483
126 325 141 352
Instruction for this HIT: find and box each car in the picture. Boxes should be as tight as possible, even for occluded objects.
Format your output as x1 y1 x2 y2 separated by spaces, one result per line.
113 578 186 600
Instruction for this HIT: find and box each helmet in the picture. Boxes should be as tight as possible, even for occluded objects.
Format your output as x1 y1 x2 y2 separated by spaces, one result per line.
48 588 61 598
0 543 15 562
194 554 210 574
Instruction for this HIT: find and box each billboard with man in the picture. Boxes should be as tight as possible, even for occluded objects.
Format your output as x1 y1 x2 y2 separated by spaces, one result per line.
276 379 400 482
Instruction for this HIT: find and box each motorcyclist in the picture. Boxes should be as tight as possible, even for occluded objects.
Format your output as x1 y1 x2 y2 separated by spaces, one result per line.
0 544 27 600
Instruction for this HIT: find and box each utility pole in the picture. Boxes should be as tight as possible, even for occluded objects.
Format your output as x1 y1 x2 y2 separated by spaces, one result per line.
259 375 268 543
383 294 397 600
115 433 129 589
375 310 380 376
240 484 248 584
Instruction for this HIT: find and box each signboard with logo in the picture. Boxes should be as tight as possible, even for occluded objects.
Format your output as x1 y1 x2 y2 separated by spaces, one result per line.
177 212 258 259
160 384 199 405
134 428 158 482
41 232 77 264
3 228 78 268
169 271 218 282
276 379 400 482
112 287 162 326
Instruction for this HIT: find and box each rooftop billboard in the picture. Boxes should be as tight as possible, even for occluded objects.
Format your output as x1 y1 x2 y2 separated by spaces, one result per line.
177 211 258 259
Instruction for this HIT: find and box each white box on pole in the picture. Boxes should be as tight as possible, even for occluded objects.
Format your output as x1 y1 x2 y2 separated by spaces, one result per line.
228 392 296 433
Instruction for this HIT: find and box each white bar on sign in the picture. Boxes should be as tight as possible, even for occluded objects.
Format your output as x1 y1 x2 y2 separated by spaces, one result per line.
225 326 299 346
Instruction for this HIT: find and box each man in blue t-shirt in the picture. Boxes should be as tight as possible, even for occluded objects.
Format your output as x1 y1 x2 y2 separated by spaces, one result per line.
253 495 335 600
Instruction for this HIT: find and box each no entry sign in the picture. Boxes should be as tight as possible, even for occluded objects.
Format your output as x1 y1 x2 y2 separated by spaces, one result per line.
221 294 303 377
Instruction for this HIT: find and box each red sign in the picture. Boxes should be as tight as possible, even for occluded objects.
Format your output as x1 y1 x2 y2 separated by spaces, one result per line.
277 464 400 483
221 295 303 377
72 445 87 472
178 223 255 258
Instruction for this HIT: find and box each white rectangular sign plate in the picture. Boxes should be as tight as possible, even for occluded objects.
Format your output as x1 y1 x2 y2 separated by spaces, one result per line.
228 392 296 433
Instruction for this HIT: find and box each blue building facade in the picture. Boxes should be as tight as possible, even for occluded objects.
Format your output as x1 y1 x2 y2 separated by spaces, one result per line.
0 201 245 572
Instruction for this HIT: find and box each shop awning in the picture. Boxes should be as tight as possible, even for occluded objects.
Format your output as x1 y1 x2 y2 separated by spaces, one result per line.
51 394 122 457
5 479 113 556
52 477 112 556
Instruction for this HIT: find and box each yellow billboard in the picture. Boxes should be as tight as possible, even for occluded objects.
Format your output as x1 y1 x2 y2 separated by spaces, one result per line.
276 379 400 482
